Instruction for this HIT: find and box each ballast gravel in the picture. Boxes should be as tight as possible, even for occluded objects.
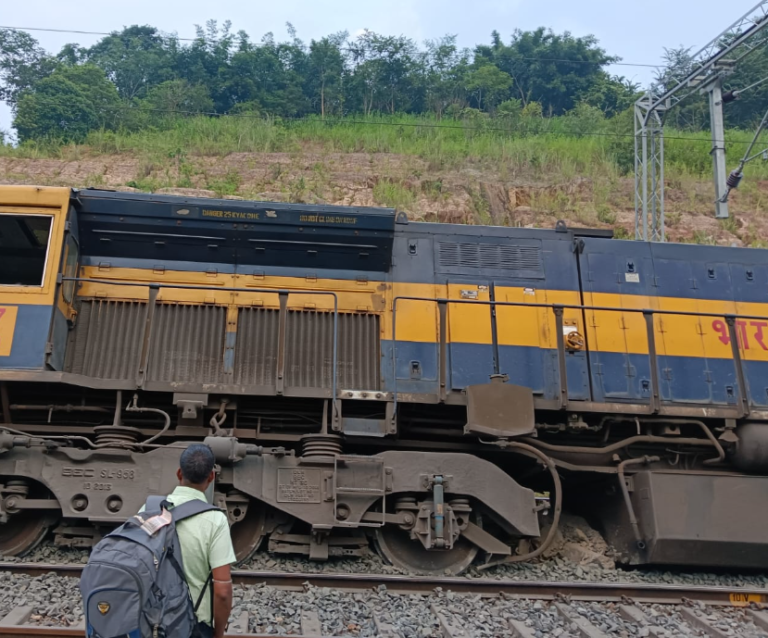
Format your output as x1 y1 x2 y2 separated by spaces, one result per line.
0 571 766 637
0 572 83 627
4 539 768 593
642 602 768 638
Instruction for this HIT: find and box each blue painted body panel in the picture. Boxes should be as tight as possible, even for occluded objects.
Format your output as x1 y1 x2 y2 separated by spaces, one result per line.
589 351 743 406
382 341 591 401
0 305 53 369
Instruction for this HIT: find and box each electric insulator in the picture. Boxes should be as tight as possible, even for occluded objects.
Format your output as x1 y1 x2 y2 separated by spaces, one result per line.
722 90 738 103
726 170 743 189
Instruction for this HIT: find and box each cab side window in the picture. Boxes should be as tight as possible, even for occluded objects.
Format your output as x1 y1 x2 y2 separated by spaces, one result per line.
0 214 53 286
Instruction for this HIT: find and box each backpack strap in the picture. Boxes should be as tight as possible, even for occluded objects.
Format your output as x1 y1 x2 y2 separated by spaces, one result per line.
162 497 222 617
169 499 222 522
171 500 223 618
144 495 170 512
193 572 213 613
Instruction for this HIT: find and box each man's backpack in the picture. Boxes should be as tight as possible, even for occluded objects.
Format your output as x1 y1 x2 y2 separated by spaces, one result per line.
79 496 219 638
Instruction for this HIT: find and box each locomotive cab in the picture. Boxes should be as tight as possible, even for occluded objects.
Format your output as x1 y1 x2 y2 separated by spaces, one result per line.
0 186 75 371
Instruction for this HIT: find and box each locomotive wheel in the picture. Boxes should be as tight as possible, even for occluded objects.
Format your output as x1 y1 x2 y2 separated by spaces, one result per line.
374 515 479 576
0 512 52 557
230 501 266 565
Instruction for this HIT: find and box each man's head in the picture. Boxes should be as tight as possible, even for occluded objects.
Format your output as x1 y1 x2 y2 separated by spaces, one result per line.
177 443 216 490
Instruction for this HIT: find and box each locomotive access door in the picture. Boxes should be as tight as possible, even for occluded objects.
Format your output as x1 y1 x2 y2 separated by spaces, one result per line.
579 238 660 403
650 250 733 406
445 278 495 389
494 281 590 401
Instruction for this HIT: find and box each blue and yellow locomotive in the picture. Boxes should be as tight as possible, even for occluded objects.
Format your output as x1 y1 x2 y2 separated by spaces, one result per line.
0 184 767 573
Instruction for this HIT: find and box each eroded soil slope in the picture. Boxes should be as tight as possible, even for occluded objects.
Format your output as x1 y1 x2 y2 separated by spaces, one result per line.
2 151 767 245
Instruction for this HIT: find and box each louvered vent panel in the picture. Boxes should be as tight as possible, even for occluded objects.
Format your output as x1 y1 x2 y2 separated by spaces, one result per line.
437 241 545 278
147 304 227 384
439 242 543 271
285 311 380 390
64 299 146 379
234 308 279 387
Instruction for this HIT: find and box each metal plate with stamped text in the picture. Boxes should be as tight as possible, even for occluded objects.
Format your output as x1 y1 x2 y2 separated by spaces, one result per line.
277 468 321 503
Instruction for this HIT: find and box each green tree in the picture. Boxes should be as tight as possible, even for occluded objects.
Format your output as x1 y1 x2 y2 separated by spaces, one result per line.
178 20 239 112
423 36 470 117
582 74 640 117
307 33 346 117
348 31 419 114
84 26 177 100
14 64 120 142
218 25 309 116
144 79 214 114
0 29 58 107
475 28 617 115
466 64 512 111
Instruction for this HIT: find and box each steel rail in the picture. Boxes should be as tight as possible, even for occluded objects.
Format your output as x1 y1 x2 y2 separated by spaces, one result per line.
2 563 766 607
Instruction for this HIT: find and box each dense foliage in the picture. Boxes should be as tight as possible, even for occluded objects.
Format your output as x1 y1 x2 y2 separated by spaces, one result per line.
1 22 642 142
2 21 768 144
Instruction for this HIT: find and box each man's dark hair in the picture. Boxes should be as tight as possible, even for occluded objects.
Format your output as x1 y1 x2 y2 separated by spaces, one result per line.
179 444 215 485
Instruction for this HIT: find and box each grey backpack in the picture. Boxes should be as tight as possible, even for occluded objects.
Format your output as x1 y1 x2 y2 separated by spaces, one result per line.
79 496 219 638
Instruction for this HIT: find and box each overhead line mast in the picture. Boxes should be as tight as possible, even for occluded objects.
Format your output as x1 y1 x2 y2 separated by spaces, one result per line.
634 1 768 242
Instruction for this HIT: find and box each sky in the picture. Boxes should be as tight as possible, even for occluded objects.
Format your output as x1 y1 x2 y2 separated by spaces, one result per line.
0 0 751 138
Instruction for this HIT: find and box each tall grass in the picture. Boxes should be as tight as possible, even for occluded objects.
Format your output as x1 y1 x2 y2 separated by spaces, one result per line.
3 112 768 182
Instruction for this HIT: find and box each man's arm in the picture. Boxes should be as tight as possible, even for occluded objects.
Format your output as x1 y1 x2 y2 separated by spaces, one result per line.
211 564 232 638
208 514 237 638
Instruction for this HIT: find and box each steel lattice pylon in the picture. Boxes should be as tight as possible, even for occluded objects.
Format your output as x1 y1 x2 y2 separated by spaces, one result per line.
634 1 768 241
635 96 665 242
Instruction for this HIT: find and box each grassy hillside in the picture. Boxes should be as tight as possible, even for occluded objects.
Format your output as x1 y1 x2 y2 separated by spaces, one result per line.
2 114 768 246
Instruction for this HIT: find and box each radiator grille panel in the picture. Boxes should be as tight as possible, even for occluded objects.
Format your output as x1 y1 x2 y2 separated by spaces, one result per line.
285 311 380 390
235 308 279 386
64 300 380 391
147 304 227 384
64 299 146 379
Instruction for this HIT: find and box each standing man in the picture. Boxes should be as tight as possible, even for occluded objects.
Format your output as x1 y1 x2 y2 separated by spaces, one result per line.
164 443 235 638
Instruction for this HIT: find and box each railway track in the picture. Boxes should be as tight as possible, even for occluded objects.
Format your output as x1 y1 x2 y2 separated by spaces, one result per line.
0 562 767 637
1 562 767 605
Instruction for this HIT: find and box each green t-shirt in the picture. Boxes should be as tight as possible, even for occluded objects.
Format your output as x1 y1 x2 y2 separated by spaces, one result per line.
141 485 236 625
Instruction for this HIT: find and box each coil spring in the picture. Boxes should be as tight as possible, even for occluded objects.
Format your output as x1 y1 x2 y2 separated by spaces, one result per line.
4 480 29 497
395 497 417 510
94 425 141 449
301 434 343 457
